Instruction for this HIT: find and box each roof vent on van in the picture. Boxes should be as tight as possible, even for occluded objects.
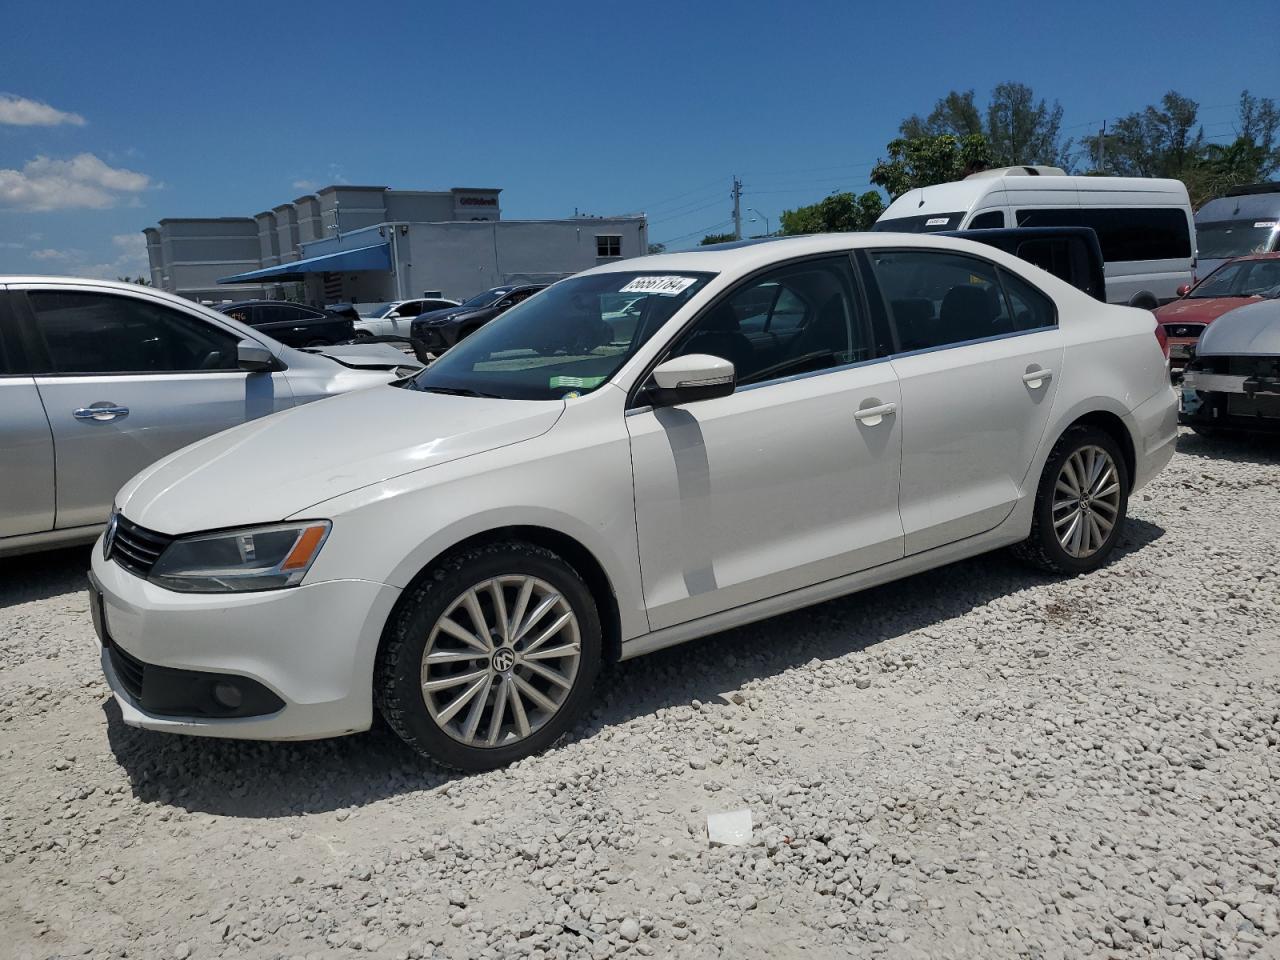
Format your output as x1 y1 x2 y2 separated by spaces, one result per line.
964 165 1068 180
1224 181 1280 197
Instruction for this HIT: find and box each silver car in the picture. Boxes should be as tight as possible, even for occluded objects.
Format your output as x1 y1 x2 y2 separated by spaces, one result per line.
1180 297 1280 437
0 277 421 557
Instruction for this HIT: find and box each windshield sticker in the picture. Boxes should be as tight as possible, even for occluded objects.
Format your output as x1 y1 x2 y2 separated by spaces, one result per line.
1254 221 1278 229
925 217 950 226
619 276 698 296
550 375 606 390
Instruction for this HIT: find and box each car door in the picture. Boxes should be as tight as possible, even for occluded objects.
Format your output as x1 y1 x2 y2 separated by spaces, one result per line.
0 289 56 538
386 300 422 336
862 248 1064 555
627 255 904 630
13 285 295 530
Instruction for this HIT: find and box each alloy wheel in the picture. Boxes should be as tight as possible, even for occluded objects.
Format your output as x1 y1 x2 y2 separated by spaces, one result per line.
1052 445 1122 559
420 575 581 748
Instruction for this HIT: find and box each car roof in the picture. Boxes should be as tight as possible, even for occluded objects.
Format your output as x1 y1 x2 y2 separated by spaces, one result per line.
578 231 1047 278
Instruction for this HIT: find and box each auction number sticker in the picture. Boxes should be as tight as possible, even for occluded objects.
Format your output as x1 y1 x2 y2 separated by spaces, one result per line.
619 275 698 296
1255 221 1278 228
925 217 950 226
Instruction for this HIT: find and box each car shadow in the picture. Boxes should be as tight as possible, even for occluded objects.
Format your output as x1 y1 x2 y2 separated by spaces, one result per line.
0 545 91 609
102 517 1165 819
1175 430 1280 466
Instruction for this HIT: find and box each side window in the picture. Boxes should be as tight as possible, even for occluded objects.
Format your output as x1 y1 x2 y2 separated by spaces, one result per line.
969 210 1005 229
1016 208 1191 262
998 268 1057 331
668 256 870 386
224 306 256 326
27 291 241 374
868 249 1015 351
395 301 423 318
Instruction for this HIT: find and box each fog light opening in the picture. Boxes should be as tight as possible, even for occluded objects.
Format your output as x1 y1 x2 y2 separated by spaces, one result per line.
212 681 243 710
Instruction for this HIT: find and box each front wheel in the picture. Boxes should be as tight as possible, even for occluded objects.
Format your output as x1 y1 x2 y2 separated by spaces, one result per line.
1013 425 1130 575
375 541 601 771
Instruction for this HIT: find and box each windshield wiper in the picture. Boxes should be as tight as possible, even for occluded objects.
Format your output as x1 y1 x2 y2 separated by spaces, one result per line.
420 385 503 399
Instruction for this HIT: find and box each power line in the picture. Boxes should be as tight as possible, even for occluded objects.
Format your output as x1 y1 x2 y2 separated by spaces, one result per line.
655 218 735 247
648 196 727 225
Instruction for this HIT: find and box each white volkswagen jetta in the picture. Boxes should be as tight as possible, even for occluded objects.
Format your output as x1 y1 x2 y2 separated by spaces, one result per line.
89 234 1177 769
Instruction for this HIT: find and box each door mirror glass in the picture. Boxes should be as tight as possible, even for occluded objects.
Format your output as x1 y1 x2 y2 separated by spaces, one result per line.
1176 283 1191 297
385 311 401 319
237 339 274 372
648 354 735 407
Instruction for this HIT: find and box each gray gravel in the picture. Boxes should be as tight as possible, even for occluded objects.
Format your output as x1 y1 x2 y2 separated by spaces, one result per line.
2 429 1278 960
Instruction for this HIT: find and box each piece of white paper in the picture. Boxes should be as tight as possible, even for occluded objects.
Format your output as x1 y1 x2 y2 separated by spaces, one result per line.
707 808 753 847
619 276 698 296
925 217 949 226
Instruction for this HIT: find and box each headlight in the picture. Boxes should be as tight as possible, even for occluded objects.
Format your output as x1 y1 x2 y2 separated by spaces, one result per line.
149 521 331 593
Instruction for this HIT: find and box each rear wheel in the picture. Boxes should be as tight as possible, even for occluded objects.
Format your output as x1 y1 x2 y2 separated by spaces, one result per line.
1013 425 1129 575
375 541 601 771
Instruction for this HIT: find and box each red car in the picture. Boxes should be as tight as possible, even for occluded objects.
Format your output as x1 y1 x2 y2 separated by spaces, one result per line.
1155 252 1280 365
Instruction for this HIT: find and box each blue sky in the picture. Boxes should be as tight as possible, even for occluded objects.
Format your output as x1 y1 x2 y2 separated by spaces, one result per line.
2 0 1277 276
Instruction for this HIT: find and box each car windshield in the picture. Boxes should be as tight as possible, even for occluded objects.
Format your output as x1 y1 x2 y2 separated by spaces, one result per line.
871 212 966 233
459 288 509 308
1197 219 1278 260
403 271 714 401
1190 258 1280 299
357 302 397 317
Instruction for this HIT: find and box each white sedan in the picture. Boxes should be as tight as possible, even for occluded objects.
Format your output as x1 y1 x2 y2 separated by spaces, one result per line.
89 234 1177 769
353 298 459 338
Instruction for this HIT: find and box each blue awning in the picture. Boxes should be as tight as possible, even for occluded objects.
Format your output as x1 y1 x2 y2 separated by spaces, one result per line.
217 242 391 284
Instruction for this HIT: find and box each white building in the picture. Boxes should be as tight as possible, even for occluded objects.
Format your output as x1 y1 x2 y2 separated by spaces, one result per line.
143 184 647 305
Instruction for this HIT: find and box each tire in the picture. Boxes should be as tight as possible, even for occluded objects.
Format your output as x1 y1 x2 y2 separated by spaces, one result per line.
375 541 602 771
1191 425 1220 439
353 330 373 340
1012 425 1130 575
1128 291 1159 311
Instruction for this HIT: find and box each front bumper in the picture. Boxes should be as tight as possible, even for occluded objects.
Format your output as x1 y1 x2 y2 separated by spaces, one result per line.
90 544 401 740
410 325 451 352
1181 365 1280 433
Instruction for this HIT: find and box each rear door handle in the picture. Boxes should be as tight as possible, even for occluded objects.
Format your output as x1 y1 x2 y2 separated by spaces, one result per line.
74 404 130 422
1022 368 1053 388
854 402 897 426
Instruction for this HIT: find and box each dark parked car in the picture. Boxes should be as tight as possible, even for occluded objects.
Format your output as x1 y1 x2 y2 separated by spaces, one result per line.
409 284 547 352
215 300 355 348
943 226 1107 302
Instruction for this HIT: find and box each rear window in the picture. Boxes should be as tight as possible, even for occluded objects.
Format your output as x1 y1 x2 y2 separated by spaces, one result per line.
1016 207 1191 262
872 212 966 233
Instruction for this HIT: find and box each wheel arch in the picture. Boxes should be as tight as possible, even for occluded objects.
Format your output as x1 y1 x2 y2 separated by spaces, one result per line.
392 524 624 665
1062 409 1136 483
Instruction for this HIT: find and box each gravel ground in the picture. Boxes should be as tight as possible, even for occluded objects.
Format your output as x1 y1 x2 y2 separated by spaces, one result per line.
1 429 1278 960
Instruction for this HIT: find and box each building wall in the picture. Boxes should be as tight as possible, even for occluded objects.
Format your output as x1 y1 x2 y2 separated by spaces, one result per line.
152 218 264 301
273 204 299 262
254 211 280 267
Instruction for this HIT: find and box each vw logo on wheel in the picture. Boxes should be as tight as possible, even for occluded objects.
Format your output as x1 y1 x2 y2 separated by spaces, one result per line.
492 648 516 672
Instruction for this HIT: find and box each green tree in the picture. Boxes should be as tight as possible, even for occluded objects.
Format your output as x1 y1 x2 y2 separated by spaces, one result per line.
699 232 737 245
779 191 885 235
115 275 151 286
900 83 1069 167
870 134 995 200
647 242 667 254
1083 91 1204 177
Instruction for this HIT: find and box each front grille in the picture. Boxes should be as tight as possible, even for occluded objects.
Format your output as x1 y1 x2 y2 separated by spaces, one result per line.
106 642 145 701
110 516 174 578
1163 322 1205 339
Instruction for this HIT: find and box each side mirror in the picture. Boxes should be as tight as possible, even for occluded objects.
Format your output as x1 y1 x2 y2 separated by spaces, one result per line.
386 311 401 319
648 354 735 407
237 339 275 372
1176 283 1191 297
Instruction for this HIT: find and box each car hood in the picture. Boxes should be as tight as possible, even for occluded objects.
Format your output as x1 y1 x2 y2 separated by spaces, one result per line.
116 387 564 534
1195 299 1280 356
1154 297 1254 326
417 306 489 325
302 341 421 371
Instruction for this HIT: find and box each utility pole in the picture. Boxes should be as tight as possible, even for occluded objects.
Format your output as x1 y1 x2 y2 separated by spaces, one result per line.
1098 120 1106 172
731 176 743 240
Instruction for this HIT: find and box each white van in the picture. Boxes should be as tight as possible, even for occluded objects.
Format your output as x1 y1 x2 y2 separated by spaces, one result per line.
873 166 1196 308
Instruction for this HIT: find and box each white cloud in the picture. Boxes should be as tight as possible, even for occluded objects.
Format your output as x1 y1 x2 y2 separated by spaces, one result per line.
0 153 152 210
292 179 318 192
0 94 86 127
24 234 149 280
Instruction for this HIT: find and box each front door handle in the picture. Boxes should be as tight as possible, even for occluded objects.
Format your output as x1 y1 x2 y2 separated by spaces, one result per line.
854 401 897 426
74 403 130 422
1022 367 1053 388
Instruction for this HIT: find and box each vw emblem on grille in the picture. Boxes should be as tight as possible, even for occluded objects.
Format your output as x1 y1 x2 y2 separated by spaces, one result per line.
492 648 516 672
102 511 119 561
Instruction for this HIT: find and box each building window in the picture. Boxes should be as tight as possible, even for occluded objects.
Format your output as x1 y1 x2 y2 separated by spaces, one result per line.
596 235 622 258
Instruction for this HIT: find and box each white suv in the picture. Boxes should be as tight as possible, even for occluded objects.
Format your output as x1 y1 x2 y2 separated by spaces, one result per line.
88 235 1177 769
